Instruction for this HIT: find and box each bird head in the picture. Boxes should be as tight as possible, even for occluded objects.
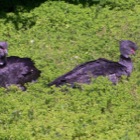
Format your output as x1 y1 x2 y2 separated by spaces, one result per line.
119 40 138 58
0 42 8 66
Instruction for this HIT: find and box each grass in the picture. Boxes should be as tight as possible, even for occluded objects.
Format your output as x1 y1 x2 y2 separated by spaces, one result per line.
0 0 140 139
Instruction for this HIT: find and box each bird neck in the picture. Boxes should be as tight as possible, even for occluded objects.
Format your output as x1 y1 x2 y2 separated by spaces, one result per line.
119 55 133 74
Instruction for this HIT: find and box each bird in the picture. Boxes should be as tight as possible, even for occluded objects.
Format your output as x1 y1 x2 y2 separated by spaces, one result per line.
48 40 138 87
0 41 8 66
0 42 41 90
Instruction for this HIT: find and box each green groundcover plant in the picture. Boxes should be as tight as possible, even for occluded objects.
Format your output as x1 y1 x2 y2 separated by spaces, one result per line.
0 0 140 139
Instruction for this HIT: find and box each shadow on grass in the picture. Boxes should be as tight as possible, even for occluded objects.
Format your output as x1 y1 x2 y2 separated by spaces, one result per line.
0 0 100 13
0 0 47 13
0 0 48 30
0 0 100 30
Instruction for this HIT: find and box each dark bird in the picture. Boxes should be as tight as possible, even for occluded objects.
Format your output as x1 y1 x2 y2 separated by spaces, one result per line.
0 42 8 66
0 42 41 90
48 40 138 87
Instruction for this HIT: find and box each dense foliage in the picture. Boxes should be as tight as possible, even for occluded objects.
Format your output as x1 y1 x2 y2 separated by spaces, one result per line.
0 0 140 139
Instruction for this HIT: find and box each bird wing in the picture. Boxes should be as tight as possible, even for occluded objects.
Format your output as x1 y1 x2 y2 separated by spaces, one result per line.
48 58 127 86
6 56 41 82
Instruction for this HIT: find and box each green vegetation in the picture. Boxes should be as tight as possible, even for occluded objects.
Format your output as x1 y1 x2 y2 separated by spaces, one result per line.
0 0 140 139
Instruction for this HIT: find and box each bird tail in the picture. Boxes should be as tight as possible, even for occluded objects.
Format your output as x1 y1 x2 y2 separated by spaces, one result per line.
48 77 66 87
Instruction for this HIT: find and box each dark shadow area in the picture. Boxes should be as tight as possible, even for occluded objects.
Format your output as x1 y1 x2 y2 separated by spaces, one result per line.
0 0 100 14
0 0 101 30
0 0 47 13
0 0 48 30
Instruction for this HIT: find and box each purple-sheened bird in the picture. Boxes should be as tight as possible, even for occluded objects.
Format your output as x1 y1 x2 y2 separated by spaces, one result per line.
0 42 8 66
0 42 41 90
48 40 138 87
